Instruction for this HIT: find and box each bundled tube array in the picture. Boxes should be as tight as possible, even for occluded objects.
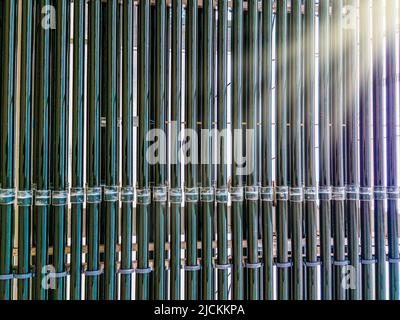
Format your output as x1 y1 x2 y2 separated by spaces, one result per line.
0 0 400 300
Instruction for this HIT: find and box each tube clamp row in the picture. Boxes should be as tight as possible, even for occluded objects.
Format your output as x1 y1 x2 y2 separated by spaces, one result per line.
9 184 395 207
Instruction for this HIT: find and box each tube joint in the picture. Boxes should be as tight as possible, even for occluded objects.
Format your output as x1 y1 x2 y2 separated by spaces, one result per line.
137 188 151 205
35 190 52 206
103 186 119 202
185 187 199 203
260 187 274 202
169 188 183 204
276 186 289 201
153 186 167 202
17 190 33 206
230 186 244 202
0 188 16 206
289 187 304 202
200 187 214 203
245 186 259 201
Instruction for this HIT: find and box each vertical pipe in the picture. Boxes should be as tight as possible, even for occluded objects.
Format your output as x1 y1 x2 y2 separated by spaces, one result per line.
276 0 290 300
119 0 134 301
261 0 274 301
114 1 121 301
136 0 150 300
241 3 249 300
154 0 167 301
33 0 50 301
197 4 204 301
245 0 260 301
185 0 199 301
303 0 318 300
70 0 85 300
86 0 101 301
103 0 118 300
148 3 156 301
385 0 400 300
318 0 332 300
344 0 360 301
331 0 346 300
359 0 374 301
164 4 171 300
99 0 107 299
16 0 33 301
47 0 55 285
216 0 229 300
289 0 303 301
49 0 68 301
170 0 182 300
231 0 244 300
213 5 218 299
200 0 214 300
0 0 15 301
372 0 387 300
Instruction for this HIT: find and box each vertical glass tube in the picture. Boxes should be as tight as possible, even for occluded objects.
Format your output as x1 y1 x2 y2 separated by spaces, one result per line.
232 0 244 300
372 0 387 300
318 0 332 300
136 0 150 300
17 0 33 301
276 0 290 300
32 0 50 301
289 0 303 301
